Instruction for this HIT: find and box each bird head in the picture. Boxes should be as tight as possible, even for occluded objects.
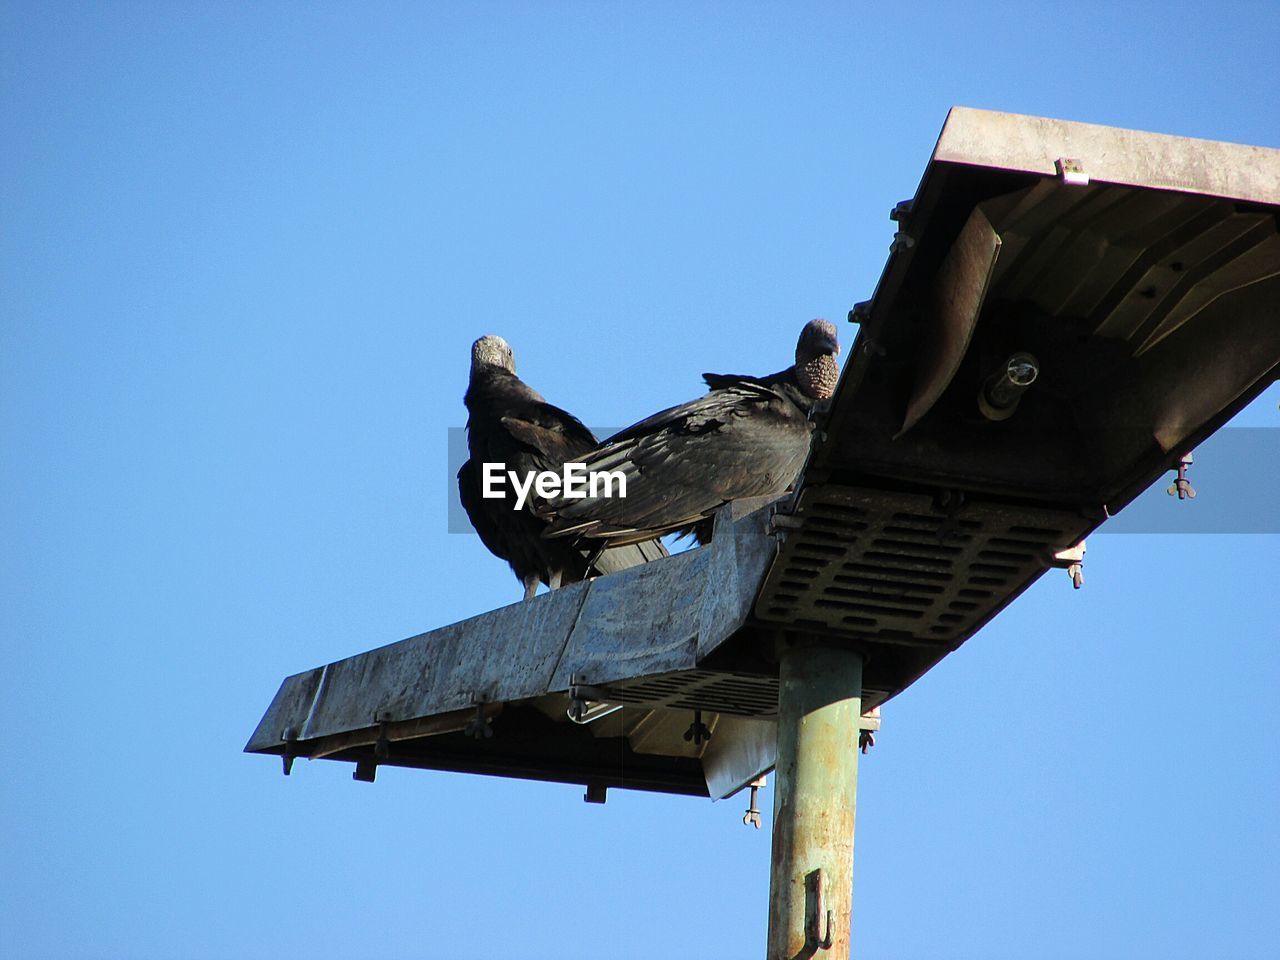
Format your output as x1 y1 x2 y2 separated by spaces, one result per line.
795 319 840 399
471 335 516 376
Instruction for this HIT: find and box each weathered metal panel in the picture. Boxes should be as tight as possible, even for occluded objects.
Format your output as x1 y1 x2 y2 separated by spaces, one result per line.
550 547 706 691
244 583 589 751
247 504 781 758
935 107 1280 204
246 666 325 752
697 503 777 660
900 205 1001 434
548 505 777 691
702 715 777 800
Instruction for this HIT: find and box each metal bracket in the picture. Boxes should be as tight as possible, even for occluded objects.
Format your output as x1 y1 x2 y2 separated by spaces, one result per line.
1167 452 1196 500
1052 541 1086 589
1055 157 1089 185
352 759 377 783
464 694 494 740
934 488 967 542
567 677 588 722
742 776 766 829
859 706 881 753
584 783 607 804
804 869 835 951
373 719 391 760
281 726 299 776
567 676 617 723
683 710 712 746
767 511 804 543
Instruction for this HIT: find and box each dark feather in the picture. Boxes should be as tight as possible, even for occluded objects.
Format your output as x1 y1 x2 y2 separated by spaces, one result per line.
459 338 668 595
538 321 839 547
540 380 815 545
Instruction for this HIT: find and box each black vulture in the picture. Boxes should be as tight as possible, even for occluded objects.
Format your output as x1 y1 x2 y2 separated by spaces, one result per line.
458 335 668 599
537 319 840 547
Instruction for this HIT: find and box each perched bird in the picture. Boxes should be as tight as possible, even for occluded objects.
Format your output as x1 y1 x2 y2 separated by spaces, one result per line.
538 319 840 547
458 335 667 599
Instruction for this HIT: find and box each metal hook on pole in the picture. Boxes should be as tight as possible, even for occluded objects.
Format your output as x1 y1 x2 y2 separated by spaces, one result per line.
804 869 835 951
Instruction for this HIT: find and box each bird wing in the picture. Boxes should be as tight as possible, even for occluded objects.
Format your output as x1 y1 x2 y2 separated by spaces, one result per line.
463 367 668 586
700 366 795 393
539 383 814 545
458 458 515 562
499 405 597 472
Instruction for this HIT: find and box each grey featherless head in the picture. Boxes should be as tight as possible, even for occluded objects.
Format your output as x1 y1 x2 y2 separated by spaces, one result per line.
471 335 516 375
795 319 840 400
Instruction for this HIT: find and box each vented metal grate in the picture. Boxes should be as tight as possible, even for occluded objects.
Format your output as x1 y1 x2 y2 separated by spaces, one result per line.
756 485 1092 646
593 669 781 719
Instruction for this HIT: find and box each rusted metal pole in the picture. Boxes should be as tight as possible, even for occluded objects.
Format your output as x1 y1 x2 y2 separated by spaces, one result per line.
767 642 863 959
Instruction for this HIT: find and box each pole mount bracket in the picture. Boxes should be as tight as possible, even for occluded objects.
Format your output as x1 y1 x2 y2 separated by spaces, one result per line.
804 869 835 950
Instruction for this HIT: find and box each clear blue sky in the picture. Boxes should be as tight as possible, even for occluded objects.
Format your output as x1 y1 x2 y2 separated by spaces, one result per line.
2 3 1277 958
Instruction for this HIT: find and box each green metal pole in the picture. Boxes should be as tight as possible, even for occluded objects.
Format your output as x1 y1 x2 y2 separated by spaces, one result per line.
767 642 864 959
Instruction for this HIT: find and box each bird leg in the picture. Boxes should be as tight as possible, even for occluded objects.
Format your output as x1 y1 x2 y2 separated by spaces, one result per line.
548 570 563 591
522 575 539 601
